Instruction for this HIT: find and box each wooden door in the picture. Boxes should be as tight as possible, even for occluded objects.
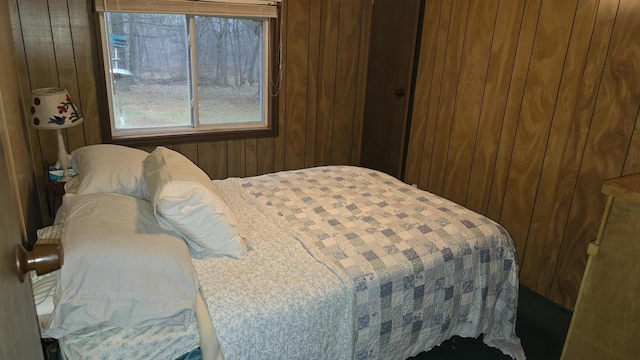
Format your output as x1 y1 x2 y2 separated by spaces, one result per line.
0 0 44 357
0 133 43 360
360 0 422 179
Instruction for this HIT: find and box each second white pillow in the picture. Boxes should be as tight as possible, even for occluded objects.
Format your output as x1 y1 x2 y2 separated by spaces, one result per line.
144 146 247 259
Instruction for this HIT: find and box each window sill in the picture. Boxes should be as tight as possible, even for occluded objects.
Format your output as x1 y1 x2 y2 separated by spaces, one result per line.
105 125 278 146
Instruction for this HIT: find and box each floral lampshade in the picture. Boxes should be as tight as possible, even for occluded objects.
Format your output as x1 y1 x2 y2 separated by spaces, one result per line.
30 87 84 130
29 87 84 181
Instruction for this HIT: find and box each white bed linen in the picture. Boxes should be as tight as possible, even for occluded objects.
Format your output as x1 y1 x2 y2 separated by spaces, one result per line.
32 226 219 360
35 279 214 360
40 165 524 360
59 317 199 360
44 193 199 338
58 291 215 360
191 179 354 360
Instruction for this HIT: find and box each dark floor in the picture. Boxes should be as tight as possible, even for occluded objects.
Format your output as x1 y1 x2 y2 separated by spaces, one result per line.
410 285 573 360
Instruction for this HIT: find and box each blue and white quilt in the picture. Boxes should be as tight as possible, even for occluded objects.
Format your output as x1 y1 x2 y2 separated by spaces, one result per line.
196 166 525 360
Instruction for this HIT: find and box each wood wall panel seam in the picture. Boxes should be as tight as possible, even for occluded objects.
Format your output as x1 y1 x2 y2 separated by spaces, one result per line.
418 0 451 191
9 0 49 224
406 0 639 309
314 0 339 166
521 0 600 293
330 0 362 166
304 0 321 169
349 0 372 166
485 0 543 222
403 0 442 187
464 0 526 215
327 0 341 165
461 0 500 208
283 0 309 170
550 0 640 308
542 0 620 299
501 0 579 266
622 105 640 175
427 0 470 195
442 0 499 206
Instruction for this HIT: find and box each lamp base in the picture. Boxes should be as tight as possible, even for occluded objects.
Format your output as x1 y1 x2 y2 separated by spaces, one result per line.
55 129 72 180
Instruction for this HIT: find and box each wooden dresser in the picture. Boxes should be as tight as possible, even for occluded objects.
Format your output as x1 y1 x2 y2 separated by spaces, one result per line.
561 173 640 360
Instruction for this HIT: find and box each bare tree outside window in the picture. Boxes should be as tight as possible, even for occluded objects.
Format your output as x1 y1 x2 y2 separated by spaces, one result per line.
105 13 264 130
195 16 262 125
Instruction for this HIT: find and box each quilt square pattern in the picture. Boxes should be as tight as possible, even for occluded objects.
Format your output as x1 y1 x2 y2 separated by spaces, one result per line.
239 166 524 360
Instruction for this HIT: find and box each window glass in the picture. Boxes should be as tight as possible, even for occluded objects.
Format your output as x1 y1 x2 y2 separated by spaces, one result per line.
101 10 274 141
195 16 264 126
106 13 191 129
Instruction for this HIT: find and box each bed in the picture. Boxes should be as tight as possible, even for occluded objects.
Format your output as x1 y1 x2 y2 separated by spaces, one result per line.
32 144 525 360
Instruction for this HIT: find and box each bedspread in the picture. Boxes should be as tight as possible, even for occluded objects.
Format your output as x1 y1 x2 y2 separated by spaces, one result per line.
232 166 525 360
191 178 353 360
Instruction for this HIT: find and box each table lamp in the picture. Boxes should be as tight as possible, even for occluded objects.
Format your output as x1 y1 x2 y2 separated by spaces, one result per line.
30 87 84 181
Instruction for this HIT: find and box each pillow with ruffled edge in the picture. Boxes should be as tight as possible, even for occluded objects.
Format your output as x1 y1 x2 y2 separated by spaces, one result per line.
144 146 247 259
70 144 149 200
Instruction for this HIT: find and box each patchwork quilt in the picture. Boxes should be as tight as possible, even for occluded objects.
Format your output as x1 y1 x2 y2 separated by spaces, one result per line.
220 166 525 360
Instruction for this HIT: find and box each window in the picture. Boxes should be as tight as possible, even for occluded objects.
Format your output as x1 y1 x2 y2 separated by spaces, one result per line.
94 0 280 144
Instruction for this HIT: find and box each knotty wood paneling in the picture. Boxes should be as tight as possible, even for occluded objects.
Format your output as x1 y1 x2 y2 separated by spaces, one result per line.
407 0 640 310
10 0 371 222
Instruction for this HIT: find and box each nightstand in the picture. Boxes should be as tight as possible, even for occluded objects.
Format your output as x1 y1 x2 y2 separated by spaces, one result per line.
44 164 75 219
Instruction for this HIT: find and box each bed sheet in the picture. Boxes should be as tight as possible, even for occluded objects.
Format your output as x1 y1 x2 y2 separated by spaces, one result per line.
191 178 354 360
59 320 200 360
32 226 205 360
208 166 525 360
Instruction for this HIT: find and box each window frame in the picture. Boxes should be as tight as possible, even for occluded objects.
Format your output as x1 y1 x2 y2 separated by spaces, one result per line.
91 3 280 146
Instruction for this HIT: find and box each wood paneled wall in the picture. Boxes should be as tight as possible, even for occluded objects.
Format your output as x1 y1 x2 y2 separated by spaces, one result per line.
406 0 640 310
9 0 371 221
2 0 42 242
12 0 639 311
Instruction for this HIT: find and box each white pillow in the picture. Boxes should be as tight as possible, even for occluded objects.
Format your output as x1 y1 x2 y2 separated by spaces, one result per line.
43 193 199 338
70 144 149 199
144 146 247 259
